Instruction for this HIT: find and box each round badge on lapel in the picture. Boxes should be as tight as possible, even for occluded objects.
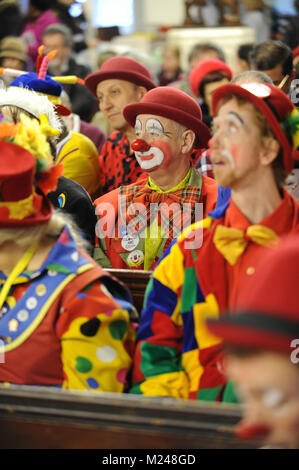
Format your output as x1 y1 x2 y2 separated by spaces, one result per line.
127 250 144 266
121 234 139 252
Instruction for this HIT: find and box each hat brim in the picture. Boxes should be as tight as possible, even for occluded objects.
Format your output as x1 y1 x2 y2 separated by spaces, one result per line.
54 104 71 116
207 311 299 355
212 83 293 173
123 101 211 149
85 70 156 96
0 193 52 228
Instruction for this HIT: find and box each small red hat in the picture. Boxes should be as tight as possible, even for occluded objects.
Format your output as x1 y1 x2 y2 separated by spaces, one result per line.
207 235 299 355
123 86 211 148
85 56 156 96
293 45 299 59
0 119 62 227
189 58 233 98
212 82 298 173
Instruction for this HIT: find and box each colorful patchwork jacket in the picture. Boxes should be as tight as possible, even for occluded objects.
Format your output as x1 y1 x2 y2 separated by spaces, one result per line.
131 190 299 401
94 168 219 270
0 226 136 392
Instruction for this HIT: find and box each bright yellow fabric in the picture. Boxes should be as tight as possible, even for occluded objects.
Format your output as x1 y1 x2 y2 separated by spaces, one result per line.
139 370 189 398
56 132 100 198
61 308 135 392
147 166 192 194
0 194 35 220
213 224 279 265
193 294 222 350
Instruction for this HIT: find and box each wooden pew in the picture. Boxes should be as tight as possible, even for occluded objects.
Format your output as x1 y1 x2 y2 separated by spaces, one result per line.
105 268 151 314
0 385 258 449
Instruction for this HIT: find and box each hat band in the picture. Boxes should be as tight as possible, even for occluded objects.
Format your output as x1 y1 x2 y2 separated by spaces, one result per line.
0 194 35 220
36 92 61 105
228 311 299 338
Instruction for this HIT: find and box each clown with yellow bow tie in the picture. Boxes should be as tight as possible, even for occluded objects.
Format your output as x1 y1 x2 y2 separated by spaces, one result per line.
131 82 299 402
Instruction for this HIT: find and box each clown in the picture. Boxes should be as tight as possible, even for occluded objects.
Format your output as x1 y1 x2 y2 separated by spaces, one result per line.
0 117 135 392
207 236 299 449
131 82 299 401
94 86 220 271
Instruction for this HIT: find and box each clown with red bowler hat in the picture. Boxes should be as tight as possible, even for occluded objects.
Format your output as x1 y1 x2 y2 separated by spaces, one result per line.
130 82 299 401
207 235 299 448
93 86 220 270
85 56 156 195
0 116 135 391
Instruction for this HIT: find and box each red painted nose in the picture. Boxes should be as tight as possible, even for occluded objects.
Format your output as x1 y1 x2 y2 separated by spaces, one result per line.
131 139 150 152
235 422 271 440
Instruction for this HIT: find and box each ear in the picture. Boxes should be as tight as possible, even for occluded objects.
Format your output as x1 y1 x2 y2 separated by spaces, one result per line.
260 137 280 166
181 129 196 154
136 86 147 101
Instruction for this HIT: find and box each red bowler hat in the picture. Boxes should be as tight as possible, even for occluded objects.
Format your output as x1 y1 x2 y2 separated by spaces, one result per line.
212 82 299 173
207 235 299 355
293 45 299 59
123 86 211 149
0 119 62 227
189 58 232 98
85 56 156 96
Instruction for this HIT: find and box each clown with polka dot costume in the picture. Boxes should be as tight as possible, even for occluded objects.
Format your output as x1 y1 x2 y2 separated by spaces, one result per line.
0 116 135 392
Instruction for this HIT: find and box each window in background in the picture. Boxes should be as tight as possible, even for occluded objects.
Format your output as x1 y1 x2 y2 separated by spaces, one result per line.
93 0 134 34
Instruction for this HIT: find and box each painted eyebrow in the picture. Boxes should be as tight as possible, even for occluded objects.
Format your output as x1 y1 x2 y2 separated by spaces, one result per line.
225 112 244 126
145 118 164 132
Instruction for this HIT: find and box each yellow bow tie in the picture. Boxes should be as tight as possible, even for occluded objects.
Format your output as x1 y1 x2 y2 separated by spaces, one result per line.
213 224 279 265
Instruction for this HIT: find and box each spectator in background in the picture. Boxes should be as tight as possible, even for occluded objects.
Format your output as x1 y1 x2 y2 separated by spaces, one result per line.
42 23 98 122
0 0 23 41
171 42 226 98
158 44 184 87
51 0 88 54
189 58 233 128
0 36 28 86
234 44 254 76
250 40 295 95
21 0 60 70
277 0 299 51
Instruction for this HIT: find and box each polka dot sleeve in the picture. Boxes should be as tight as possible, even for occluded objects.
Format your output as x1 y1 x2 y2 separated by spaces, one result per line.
56 280 136 392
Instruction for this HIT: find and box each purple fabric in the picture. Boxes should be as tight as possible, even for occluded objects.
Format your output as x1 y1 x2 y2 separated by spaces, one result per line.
21 10 60 70
80 120 107 154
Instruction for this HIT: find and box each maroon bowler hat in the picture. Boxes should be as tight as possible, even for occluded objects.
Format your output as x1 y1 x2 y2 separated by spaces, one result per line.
85 56 156 96
123 86 211 149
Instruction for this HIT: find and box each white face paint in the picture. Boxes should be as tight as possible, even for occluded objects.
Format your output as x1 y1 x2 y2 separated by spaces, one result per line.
135 146 165 170
134 118 167 170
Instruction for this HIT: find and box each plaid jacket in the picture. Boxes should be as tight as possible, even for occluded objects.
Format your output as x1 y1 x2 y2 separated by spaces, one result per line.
94 168 218 270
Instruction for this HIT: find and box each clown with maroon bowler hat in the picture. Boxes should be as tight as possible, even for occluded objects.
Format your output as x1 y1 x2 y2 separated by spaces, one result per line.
0 117 135 391
207 235 299 449
85 57 156 195
93 86 219 270
130 82 299 401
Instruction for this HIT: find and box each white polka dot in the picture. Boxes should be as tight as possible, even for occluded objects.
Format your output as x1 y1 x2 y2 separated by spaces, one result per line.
17 310 29 322
26 297 38 310
48 270 57 277
71 251 79 262
96 346 117 363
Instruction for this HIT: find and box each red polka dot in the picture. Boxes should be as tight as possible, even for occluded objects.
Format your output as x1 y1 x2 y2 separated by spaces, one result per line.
117 368 128 384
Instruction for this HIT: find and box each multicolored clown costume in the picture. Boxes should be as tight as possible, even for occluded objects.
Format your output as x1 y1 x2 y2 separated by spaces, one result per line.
131 82 299 401
0 117 135 391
